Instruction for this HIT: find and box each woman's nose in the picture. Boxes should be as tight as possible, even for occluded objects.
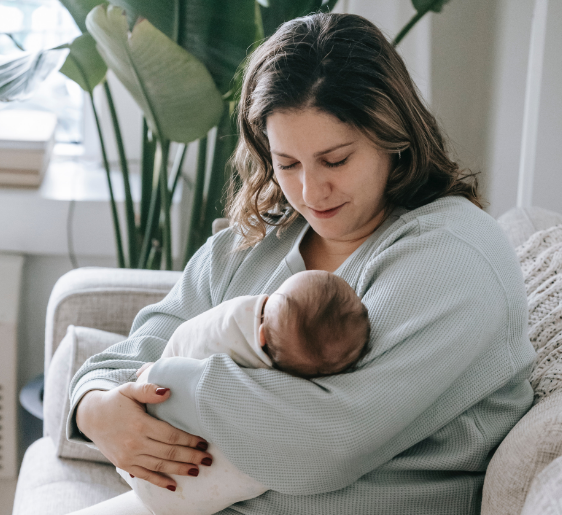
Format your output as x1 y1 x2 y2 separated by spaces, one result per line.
301 167 331 207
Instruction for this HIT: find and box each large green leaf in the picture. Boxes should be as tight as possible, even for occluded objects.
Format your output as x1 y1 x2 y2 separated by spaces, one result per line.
58 0 107 33
260 0 335 37
86 4 223 143
108 0 179 41
0 49 68 101
105 0 256 95
59 33 107 92
412 0 451 13
177 0 256 94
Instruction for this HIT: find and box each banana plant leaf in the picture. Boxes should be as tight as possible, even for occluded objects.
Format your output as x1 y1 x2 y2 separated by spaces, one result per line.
58 0 107 33
0 49 68 102
108 0 179 42
412 0 451 13
59 33 107 92
260 0 338 37
107 0 256 94
86 4 224 144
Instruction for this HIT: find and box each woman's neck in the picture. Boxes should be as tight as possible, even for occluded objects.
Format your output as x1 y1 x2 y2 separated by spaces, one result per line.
299 229 371 272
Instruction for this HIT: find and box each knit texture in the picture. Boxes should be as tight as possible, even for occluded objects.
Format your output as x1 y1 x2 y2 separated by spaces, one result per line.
69 197 536 515
516 225 562 401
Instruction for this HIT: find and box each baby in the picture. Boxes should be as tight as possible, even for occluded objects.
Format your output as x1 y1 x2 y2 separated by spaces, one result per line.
118 270 371 515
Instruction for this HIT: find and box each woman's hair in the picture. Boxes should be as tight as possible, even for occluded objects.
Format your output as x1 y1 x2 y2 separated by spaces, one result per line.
227 12 483 248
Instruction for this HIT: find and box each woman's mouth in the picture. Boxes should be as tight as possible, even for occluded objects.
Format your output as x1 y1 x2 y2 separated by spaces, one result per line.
309 204 345 219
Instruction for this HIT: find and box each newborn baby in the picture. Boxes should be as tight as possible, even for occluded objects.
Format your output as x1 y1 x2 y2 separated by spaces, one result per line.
119 270 371 515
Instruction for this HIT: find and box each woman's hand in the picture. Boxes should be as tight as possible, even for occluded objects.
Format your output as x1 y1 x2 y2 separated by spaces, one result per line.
75 380 213 490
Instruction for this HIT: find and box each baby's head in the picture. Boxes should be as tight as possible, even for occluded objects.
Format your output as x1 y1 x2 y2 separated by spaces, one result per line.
259 271 371 379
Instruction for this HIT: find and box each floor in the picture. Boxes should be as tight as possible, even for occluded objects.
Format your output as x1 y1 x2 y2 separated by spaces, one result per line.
0 478 17 515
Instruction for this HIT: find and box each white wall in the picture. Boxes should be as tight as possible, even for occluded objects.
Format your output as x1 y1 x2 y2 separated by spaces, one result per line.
531 0 562 216
431 0 562 218
484 0 535 218
335 0 432 103
430 0 498 204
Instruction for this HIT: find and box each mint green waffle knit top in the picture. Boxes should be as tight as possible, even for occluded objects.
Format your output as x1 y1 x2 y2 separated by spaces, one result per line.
68 196 536 514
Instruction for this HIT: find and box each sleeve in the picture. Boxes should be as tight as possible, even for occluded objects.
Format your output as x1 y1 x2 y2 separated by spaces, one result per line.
66 237 217 442
146 229 514 495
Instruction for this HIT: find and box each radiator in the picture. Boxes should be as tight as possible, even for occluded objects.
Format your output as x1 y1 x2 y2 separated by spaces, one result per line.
0 254 24 479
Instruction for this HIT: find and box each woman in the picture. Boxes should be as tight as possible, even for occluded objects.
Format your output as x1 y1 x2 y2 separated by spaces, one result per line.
69 13 535 514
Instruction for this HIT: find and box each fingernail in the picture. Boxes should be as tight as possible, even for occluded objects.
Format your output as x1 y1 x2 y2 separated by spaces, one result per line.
196 441 208 451
155 388 170 396
188 468 199 477
130 474 134 478
201 457 212 466
167 485 176 492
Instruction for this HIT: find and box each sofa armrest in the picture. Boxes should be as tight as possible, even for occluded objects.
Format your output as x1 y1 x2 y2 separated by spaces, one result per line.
45 267 181 374
44 325 127 462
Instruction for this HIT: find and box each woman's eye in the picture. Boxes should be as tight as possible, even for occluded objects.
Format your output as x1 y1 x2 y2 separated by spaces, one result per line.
277 162 298 170
325 157 348 168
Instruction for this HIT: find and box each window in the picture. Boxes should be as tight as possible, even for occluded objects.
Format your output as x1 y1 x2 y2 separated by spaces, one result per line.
0 0 83 144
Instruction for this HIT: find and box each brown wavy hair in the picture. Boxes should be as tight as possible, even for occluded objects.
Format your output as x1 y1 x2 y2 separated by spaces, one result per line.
226 12 482 248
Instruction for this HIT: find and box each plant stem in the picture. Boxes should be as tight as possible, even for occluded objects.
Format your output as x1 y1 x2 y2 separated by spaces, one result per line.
169 143 188 199
392 0 443 47
201 107 237 241
103 81 138 268
88 91 126 268
138 142 162 269
158 139 172 270
139 119 156 239
183 137 207 266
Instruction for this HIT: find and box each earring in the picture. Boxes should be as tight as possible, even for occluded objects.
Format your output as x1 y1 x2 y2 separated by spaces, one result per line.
398 150 401 159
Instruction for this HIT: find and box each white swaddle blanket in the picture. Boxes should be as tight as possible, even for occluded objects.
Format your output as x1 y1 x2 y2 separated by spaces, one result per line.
118 295 271 515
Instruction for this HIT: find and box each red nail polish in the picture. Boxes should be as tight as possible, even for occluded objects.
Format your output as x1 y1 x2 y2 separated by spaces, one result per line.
130 474 134 478
196 441 208 451
188 468 199 477
167 485 176 492
201 457 212 466
155 388 170 396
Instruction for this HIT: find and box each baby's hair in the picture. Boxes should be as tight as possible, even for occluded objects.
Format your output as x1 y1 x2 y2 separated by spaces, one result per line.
263 273 371 378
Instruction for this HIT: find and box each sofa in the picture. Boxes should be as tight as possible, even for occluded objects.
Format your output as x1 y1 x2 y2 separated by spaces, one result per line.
11 207 562 515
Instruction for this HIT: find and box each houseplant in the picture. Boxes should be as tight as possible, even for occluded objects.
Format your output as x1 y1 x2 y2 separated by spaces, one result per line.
0 0 448 270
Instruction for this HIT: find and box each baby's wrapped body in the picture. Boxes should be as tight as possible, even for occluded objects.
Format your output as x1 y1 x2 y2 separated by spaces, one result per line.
119 271 371 515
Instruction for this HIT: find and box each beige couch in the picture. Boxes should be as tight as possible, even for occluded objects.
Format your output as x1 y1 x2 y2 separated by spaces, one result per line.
12 207 562 515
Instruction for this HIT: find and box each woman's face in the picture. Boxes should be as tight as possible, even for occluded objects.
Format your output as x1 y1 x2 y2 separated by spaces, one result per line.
266 108 391 243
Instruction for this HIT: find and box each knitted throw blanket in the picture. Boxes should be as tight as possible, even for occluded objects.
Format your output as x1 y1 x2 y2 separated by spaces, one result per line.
517 225 562 402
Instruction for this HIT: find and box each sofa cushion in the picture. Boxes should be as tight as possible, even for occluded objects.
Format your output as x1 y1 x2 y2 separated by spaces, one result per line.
43 325 126 464
497 206 562 249
482 389 562 514
12 436 129 515
521 454 562 515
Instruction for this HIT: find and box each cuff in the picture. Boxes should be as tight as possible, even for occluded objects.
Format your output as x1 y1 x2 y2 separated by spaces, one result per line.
146 357 208 438
66 378 120 443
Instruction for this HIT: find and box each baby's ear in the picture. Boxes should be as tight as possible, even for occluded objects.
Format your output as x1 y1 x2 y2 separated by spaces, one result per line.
259 324 267 346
